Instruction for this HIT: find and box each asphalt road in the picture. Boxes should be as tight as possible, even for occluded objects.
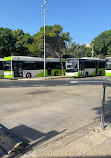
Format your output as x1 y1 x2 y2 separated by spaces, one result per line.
0 77 108 88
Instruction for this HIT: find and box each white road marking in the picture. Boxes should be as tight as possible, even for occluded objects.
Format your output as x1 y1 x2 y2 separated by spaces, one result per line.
70 80 101 83
33 85 46 87
9 86 23 88
56 84 68 86
70 81 79 83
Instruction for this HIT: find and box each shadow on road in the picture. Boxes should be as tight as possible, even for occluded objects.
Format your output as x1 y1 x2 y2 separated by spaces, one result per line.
0 124 66 158
92 96 111 125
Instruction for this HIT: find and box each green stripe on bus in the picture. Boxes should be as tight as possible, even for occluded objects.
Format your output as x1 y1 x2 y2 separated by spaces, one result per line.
0 75 4 77
4 56 12 61
35 69 66 77
98 68 105 75
105 72 111 76
35 71 44 77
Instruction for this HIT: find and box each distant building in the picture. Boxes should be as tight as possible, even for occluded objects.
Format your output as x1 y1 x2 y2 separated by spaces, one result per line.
83 44 91 48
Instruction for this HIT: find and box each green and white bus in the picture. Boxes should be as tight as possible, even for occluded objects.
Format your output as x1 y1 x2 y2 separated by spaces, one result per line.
105 57 111 76
0 58 4 77
4 56 66 78
65 57 105 77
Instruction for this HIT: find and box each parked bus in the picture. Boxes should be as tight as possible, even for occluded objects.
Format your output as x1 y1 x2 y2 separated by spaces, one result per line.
4 56 66 78
65 57 105 77
0 58 4 77
105 57 111 76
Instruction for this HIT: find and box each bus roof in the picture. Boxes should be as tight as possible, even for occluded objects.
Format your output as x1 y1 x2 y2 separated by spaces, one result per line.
4 56 43 61
106 57 111 59
4 56 64 62
67 57 105 62
106 57 111 61
0 58 4 61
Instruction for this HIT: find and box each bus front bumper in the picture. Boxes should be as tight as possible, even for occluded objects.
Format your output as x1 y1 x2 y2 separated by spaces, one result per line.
105 70 111 76
65 72 79 77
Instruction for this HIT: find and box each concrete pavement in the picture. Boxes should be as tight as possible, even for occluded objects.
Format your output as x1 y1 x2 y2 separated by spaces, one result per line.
20 121 111 158
0 84 111 157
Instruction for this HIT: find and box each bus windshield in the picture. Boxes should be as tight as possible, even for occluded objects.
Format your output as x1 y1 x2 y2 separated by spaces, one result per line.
66 59 78 72
106 61 111 70
4 61 11 71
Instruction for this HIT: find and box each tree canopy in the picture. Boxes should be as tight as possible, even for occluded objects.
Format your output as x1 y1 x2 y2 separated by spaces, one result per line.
91 30 111 58
1 25 111 59
0 28 14 57
67 42 91 58
28 25 71 75
0 28 33 57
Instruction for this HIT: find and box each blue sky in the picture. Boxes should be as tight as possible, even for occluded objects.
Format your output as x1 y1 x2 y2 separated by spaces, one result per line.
0 0 111 44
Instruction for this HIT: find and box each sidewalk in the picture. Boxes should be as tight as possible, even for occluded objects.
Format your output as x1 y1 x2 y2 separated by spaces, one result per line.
0 75 108 81
20 120 111 158
0 75 67 81
18 75 67 81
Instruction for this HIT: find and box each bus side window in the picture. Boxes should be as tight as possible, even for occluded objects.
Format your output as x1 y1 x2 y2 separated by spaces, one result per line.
99 62 105 68
85 61 95 68
22 63 30 70
0 61 3 70
56 64 60 69
30 63 36 70
36 62 44 69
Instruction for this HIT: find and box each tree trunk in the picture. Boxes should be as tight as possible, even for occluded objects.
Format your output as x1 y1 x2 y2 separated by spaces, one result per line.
60 57 64 76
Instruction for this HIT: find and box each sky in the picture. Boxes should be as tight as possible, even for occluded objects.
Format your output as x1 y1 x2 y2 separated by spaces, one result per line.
0 0 111 45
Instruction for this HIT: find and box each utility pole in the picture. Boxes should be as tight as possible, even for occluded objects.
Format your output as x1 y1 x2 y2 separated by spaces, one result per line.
91 44 94 58
41 0 48 77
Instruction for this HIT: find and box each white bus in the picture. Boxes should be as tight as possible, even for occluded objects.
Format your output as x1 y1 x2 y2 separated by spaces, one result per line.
65 57 105 77
4 56 66 78
0 58 4 77
105 57 111 76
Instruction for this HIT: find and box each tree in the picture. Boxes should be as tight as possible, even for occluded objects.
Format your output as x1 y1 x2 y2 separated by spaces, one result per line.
46 25 71 75
30 25 71 75
0 28 33 57
0 28 14 57
12 29 33 56
67 42 91 58
91 30 111 57
28 28 44 57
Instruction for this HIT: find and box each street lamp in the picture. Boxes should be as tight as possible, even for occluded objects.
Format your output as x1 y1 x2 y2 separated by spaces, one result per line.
91 44 94 58
41 0 48 77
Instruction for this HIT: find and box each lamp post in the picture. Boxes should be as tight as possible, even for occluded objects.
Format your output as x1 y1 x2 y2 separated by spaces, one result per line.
41 0 48 78
91 44 94 58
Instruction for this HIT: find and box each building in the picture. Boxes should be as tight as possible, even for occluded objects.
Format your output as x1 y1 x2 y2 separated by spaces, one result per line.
83 44 91 48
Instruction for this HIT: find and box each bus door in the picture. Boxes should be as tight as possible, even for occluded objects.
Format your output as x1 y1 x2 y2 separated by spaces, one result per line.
47 62 52 76
79 61 85 76
48 68 51 75
13 62 23 77
95 62 99 75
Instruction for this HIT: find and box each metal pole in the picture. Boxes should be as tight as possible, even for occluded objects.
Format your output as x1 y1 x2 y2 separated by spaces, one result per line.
44 0 46 78
41 0 48 77
100 84 106 129
91 44 94 58
92 45 93 58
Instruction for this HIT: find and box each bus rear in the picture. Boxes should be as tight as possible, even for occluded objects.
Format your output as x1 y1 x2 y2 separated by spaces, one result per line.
105 58 111 76
4 56 13 78
65 58 79 77
0 58 4 77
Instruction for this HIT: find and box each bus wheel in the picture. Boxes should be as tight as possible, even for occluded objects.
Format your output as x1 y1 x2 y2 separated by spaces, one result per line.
54 71 58 76
85 72 88 77
26 73 32 78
